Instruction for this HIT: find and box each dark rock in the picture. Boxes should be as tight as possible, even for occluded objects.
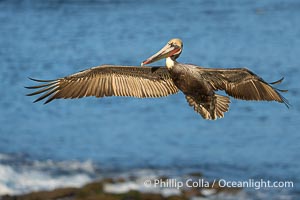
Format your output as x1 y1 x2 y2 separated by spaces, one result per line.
187 172 203 177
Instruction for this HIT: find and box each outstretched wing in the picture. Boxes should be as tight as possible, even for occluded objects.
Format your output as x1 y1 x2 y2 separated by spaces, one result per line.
26 65 179 104
199 68 289 107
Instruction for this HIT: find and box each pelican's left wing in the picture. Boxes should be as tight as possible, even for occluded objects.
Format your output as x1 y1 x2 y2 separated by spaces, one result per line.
26 65 179 104
199 67 289 107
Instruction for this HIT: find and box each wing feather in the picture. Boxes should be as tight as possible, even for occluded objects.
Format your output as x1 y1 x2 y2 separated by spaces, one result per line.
27 65 179 104
199 68 289 107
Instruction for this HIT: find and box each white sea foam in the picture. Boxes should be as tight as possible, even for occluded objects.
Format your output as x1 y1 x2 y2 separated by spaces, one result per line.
200 188 217 196
0 153 12 161
0 160 94 195
103 173 181 197
32 159 96 174
104 182 139 194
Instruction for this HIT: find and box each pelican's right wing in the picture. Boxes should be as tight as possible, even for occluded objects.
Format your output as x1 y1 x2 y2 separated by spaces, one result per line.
199 67 289 107
26 65 179 104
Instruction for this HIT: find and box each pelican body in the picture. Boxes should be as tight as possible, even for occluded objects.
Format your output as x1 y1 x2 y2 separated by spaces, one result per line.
141 39 288 119
27 38 289 120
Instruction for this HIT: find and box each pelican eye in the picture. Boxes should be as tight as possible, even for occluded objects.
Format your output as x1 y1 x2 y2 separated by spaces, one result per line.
169 42 179 48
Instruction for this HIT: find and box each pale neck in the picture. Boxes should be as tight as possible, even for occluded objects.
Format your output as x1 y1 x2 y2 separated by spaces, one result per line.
166 57 175 69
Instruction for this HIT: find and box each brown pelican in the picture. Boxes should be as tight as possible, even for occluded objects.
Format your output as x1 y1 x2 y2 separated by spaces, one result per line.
27 38 288 120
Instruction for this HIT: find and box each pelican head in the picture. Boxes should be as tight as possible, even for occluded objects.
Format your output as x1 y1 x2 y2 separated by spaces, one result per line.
141 38 183 68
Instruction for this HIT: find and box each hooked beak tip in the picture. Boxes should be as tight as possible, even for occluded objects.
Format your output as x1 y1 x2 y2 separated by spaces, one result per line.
141 60 149 66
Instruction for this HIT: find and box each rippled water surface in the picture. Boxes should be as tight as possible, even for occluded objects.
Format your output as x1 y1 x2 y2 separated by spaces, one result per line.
0 0 300 199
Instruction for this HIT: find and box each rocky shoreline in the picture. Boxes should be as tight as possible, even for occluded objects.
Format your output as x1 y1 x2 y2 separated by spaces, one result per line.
1 173 242 200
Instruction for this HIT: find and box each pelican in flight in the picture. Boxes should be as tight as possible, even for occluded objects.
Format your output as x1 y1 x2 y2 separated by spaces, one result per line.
27 38 288 120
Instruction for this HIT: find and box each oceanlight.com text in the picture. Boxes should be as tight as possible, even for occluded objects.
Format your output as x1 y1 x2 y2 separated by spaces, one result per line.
218 179 294 190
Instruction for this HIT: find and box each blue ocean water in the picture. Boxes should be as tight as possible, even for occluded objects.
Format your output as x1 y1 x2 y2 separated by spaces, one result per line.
0 0 300 199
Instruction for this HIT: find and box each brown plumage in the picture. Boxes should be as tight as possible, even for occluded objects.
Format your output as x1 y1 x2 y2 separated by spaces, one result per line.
27 38 289 120
26 65 178 104
198 68 288 102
